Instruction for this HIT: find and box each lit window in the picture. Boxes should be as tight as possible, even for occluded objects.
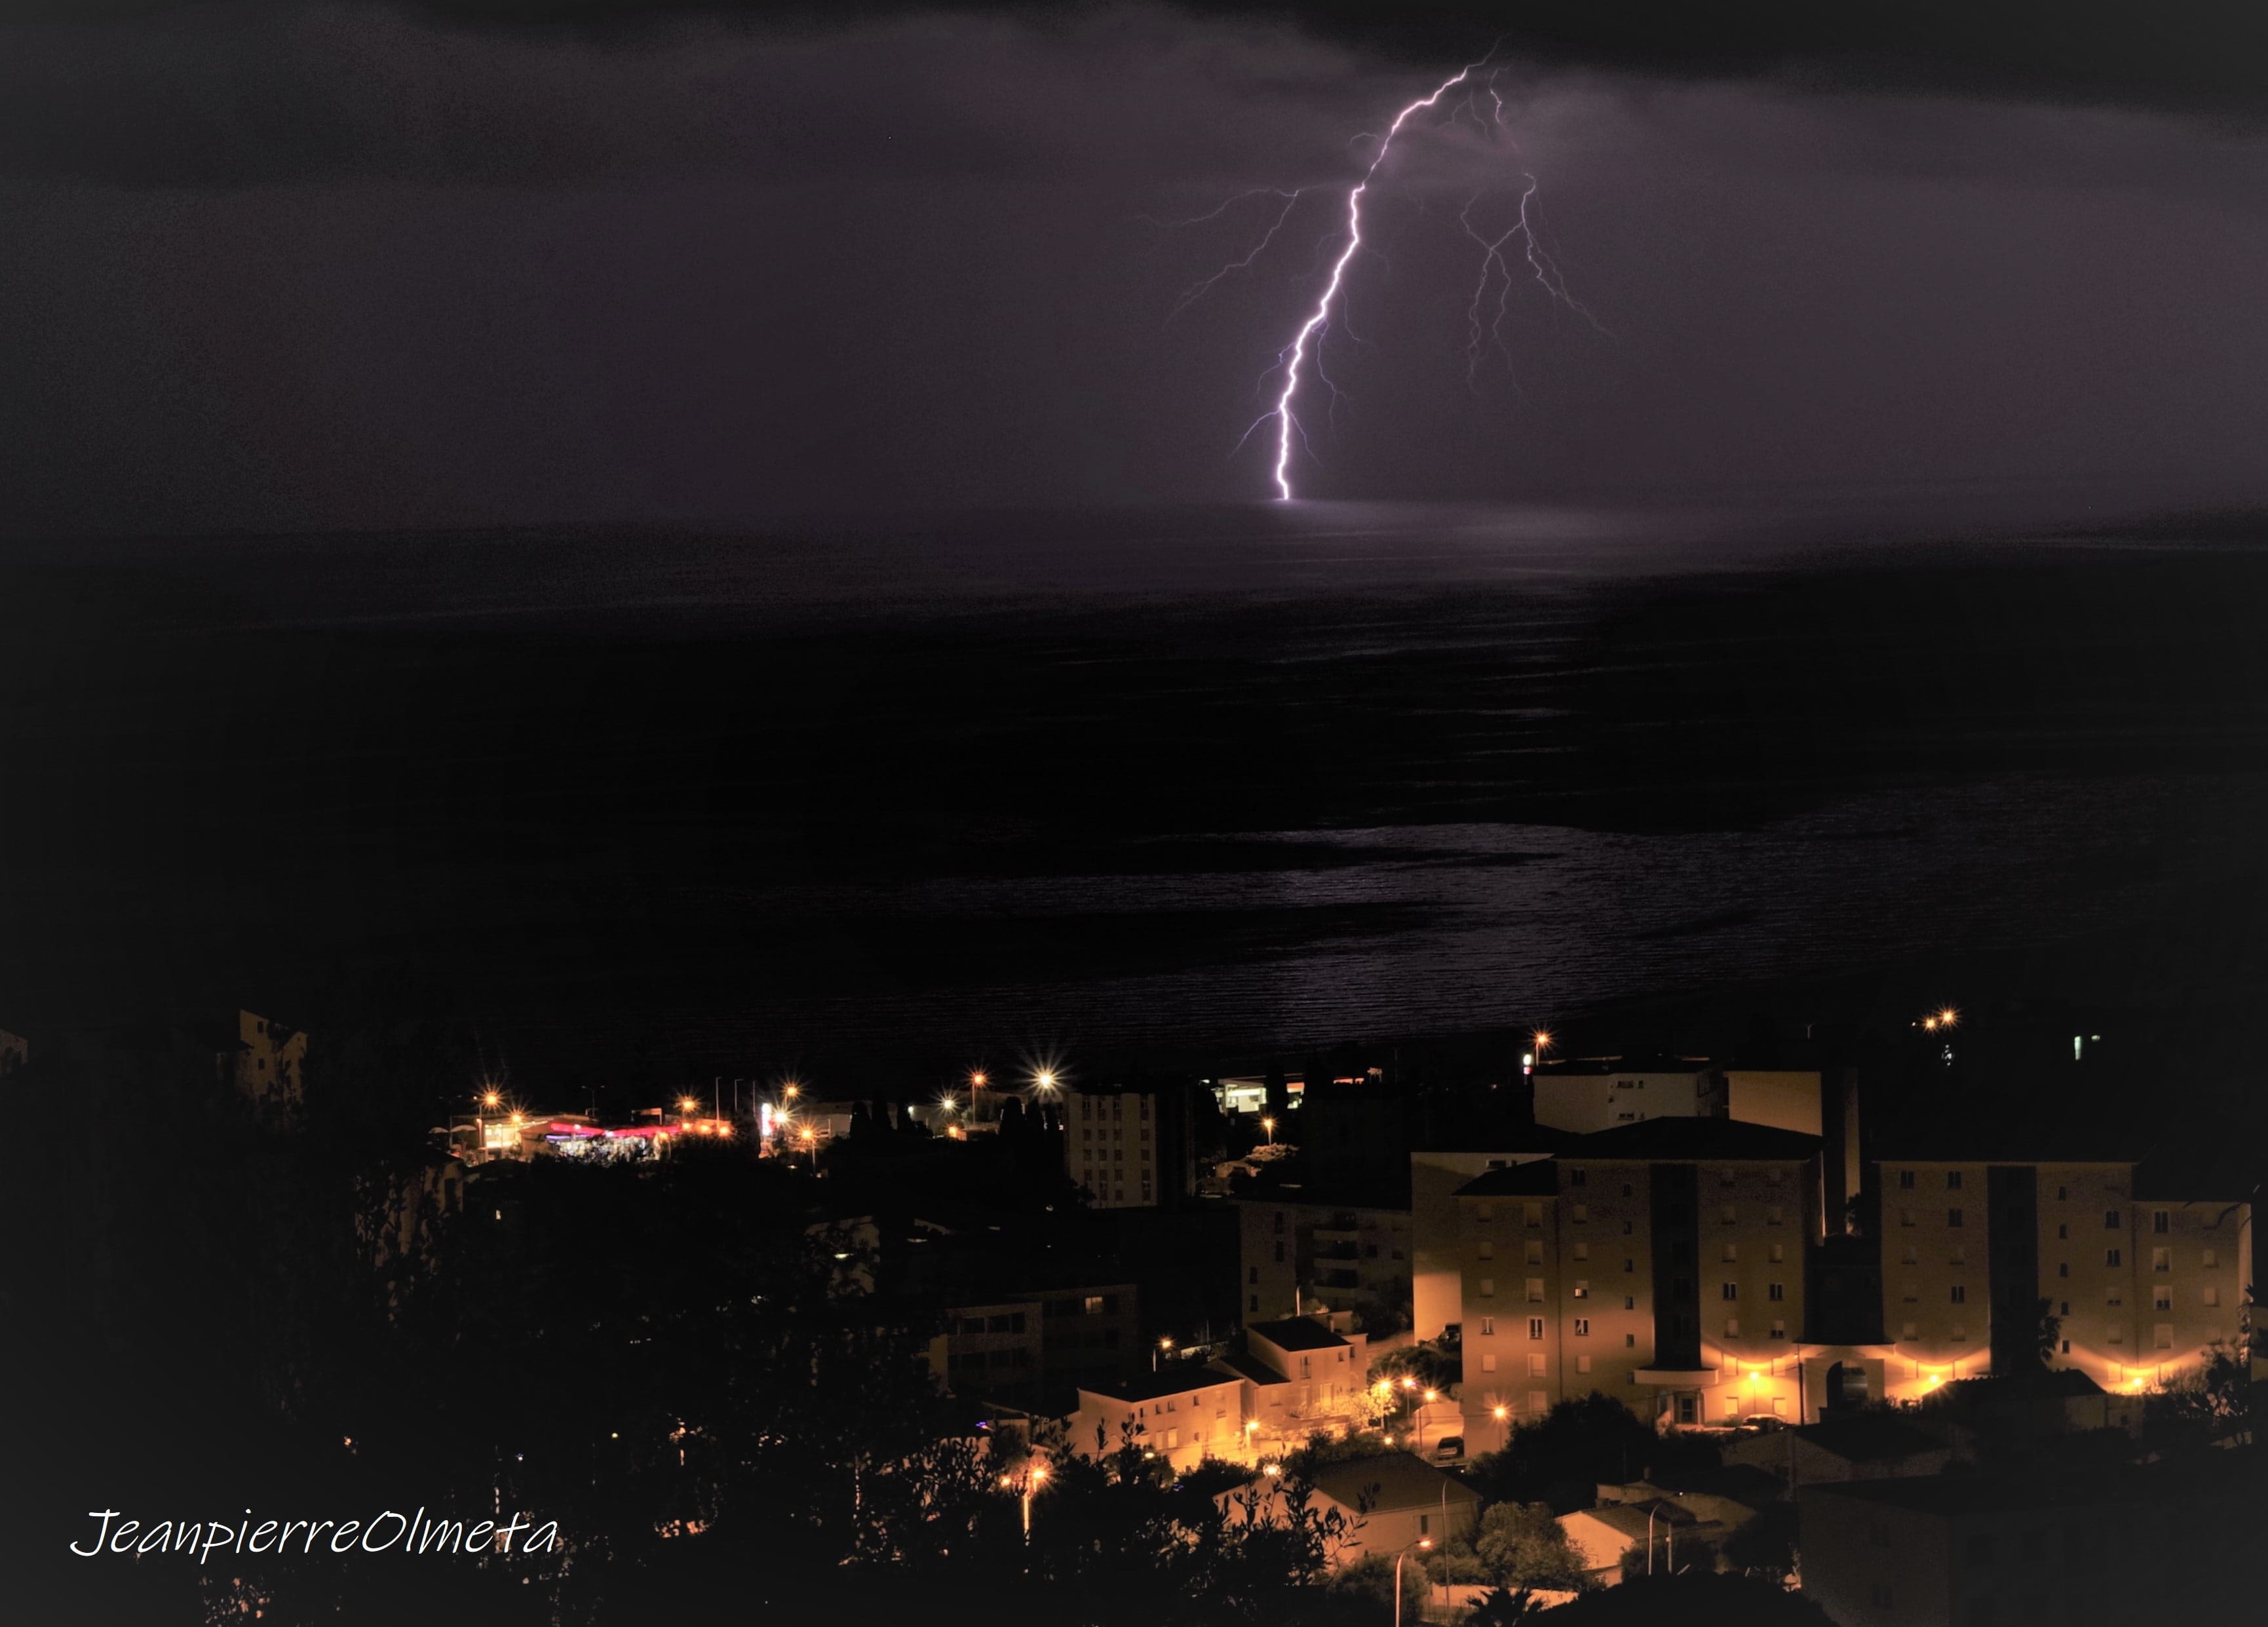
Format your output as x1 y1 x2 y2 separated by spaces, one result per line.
1482 1353 1497 1373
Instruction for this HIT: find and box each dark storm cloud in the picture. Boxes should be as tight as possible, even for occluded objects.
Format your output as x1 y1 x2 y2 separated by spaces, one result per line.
1 2 2264 533
26 1 2268 115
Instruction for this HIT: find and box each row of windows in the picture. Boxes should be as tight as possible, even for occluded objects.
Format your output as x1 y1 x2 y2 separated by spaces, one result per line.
1891 1183 2208 1241
1717 1282 1789 1301
956 1311 1029 1335
1075 1094 1150 1119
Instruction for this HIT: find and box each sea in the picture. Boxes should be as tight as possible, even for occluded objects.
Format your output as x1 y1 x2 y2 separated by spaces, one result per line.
5 490 2267 1112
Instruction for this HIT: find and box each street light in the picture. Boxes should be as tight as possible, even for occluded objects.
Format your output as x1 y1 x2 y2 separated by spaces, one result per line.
1033 1068 1058 1094
1646 1495 1687 1576
1154 1335 1175 1372
782 1082 801 1102
480 1090 501 1109
1259 1115 1276 1145
1393 1538 1434 1627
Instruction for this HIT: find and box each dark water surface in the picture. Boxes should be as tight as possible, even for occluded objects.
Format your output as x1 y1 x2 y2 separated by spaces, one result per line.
6 497 2267 1093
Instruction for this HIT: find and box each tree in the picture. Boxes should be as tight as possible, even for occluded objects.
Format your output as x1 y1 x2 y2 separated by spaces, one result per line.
1472 1501 1588 1591
2033 1297 2063 1368
1467 1394 1703 1514
2144 1342 2253 1454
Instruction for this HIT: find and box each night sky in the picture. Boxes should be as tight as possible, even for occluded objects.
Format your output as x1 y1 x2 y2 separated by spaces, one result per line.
4 1 2266 533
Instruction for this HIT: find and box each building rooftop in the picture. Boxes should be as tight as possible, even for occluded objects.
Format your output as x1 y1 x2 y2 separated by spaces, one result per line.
1079 1364 1242 1405
1208 1348 1290 1388
1792 1415 1948 1465
1246 1316 1350 1353
1453 1160 1562 1198
1565 1119 1822 1162
1309 1453 1478 1514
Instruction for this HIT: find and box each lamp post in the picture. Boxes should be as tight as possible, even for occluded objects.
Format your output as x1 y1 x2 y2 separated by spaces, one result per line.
1393 1538 1434 1627
1000 1461 1048 1546
1645 1494 1686 1575
1260 1115 1275 1147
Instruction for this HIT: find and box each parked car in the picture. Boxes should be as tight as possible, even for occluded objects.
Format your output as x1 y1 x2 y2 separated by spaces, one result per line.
1432 1434 1465 1463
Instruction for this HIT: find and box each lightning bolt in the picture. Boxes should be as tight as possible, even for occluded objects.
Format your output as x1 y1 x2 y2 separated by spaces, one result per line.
1267 62 1478 502
1157 52 1607 499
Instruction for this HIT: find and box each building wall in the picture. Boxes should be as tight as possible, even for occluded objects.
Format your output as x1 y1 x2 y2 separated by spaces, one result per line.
1875 1159 2250 1401
1069 1377 1246 1472
1039 1284 1141 1393
1455 1151 1819 1449
1248 1327 1366 1420
1320 1488 1479 1566
1235 1198 1412 1325
1410 1149 1554 1339
1066 1088 1167 1208
1721 1071 1822 1136
929 1299 1045 1398
1879 1160 1995 1398
1532 1069 1719 1135
1797 1489 1957 1627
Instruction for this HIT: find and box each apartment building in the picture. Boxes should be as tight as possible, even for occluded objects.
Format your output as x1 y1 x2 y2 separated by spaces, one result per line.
1065 1083 1195 1210
1873 1156 2250 1402
1208 1314 1371 1448
1529 1056 1727 1134
925 1282 1140 1403
1451 1119 1824 1449
1069 1366 1247 1473
1235 1196 1412 1325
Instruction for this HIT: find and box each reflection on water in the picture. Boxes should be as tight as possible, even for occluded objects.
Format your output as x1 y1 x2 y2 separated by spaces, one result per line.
2 496 2264 1077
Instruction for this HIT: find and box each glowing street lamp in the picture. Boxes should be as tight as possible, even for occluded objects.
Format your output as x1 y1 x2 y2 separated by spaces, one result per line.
1033 1068 1058 1094
480 1090 502 1109
1001 1461 1048 1543
1259 1115 1276 1145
